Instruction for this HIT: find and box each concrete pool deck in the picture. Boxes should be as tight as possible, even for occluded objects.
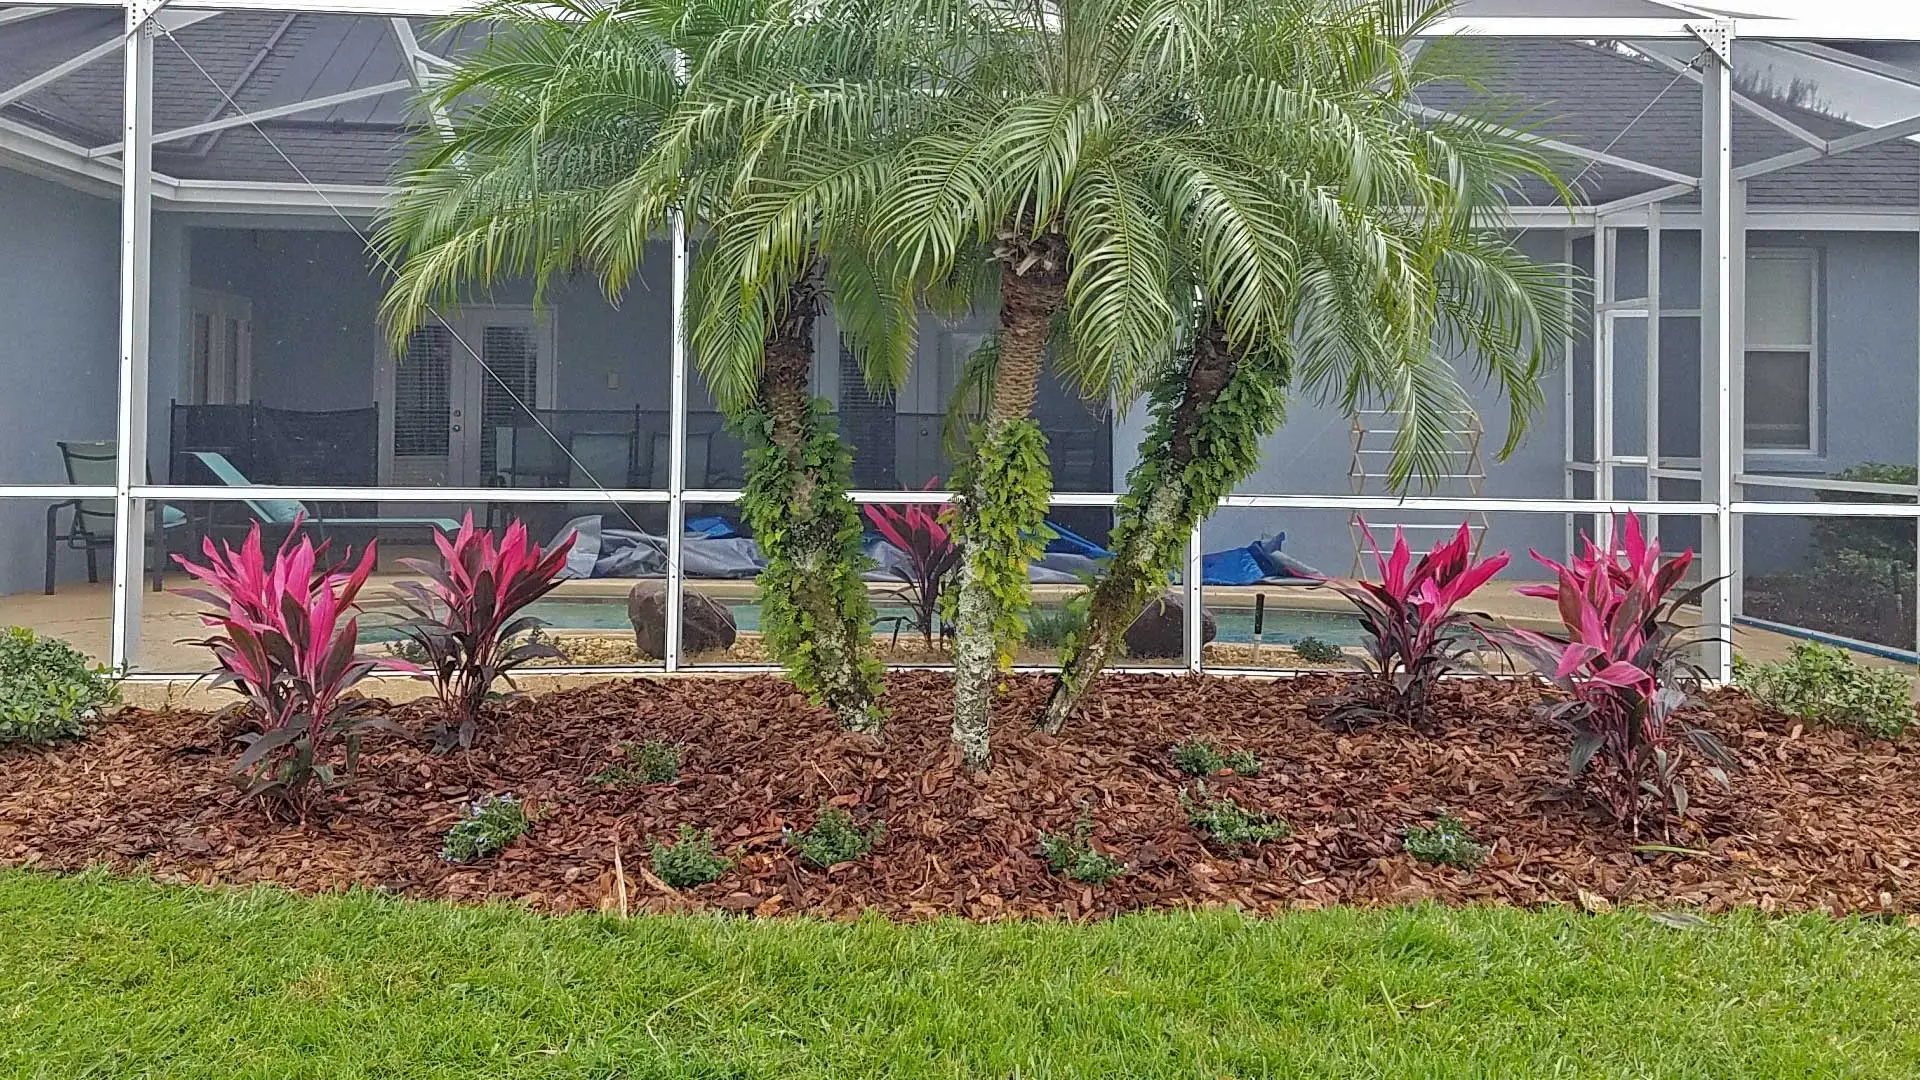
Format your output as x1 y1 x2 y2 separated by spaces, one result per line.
3 574 1908 709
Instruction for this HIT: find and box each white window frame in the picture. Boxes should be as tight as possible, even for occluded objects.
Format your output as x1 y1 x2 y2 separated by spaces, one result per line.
1742 247 1820 456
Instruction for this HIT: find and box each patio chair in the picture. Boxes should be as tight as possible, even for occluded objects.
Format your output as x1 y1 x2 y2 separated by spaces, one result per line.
46 440 187 594
183 451 462 551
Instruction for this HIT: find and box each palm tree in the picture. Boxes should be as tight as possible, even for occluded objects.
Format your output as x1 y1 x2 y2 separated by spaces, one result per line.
674 0 1310 768
650 0 1572 766
1040 0 1577 730
376 0 899 732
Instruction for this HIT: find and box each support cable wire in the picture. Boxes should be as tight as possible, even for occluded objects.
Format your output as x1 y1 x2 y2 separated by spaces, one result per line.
1502 46 1708 237
1563 47 1708 199
151 20 675 566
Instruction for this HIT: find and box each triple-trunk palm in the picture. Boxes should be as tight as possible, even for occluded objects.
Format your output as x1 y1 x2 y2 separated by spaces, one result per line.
689 0 1569 766
688 0 1286 767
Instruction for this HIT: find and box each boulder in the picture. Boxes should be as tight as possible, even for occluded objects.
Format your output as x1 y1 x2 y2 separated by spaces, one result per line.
1122 591 1217 659
628 580 738 658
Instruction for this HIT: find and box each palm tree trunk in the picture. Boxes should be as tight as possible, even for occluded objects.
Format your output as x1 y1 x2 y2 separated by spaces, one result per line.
1041 322 1244 733
746 267 884 734
950 228 1069 769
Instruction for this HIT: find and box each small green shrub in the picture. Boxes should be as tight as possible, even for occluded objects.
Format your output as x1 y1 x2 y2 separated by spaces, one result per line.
1222 749 1262 777
382 636 431 665
1037 809 1125 885
1403 812 1489 869
1735 643 1914 739
1180 783 1290 847
1170 738 1225 776
1170 738 1259 777
591 739 681 786
441 795 530 863
1024 594 1090 650
1291 636 1344 665
1813 463 1917 567
0 627 117 745
787 806 882 868
651 825 731 888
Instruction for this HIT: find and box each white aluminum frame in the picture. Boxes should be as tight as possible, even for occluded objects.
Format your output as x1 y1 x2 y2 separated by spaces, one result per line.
3 4 1918 679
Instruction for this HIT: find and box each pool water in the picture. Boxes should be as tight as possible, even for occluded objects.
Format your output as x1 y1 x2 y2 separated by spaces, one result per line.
463 595 1371 647
1209 606 1367 646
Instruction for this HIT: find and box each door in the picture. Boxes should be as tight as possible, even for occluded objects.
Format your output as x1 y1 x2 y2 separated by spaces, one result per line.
381 307 555 486
186 288 253 405
892 321 989 487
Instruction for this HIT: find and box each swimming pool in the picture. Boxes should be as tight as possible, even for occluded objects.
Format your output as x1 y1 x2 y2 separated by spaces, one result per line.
426 595 1373 647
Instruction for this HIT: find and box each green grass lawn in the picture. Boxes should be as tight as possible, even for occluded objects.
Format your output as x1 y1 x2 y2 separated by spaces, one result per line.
4 871 1919 1079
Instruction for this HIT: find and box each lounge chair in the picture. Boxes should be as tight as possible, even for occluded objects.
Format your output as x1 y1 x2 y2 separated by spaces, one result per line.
184 450 462 549
46 440 187 594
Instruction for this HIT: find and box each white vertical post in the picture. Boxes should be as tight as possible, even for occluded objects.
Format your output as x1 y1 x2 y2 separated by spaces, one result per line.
665 209 688 670
1728 179 1748 618
1699 24 1735 681
1184 522 1203 673
1595 222 1615 541
1646 206 1663 541
108 11 152 673
1563 231 1577 555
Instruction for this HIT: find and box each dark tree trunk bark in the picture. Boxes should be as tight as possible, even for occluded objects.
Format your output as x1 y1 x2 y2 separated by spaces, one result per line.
1041 322 1241 733
746 264 882 733
950 226 1071 770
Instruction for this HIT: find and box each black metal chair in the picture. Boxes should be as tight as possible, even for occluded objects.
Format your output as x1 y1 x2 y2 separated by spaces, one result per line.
45 440 186 594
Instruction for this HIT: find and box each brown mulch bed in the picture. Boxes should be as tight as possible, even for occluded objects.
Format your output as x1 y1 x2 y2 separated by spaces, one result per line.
2 673 1915 919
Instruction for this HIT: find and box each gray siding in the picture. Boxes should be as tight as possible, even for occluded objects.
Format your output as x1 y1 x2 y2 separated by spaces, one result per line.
1740 230 1919 576
2 166 1916 599
180 226 682 425
1111 227 1918 582
0 168 120 594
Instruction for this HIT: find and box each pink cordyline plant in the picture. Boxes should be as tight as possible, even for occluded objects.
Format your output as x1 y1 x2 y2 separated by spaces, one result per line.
175 518 410 804
1496 512 1735 825
863 479 961 647
1325 521 1509 726
392 512 575 748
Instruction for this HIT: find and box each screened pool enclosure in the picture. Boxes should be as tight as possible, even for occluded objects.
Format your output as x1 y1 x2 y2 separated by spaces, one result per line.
2 0 1919 678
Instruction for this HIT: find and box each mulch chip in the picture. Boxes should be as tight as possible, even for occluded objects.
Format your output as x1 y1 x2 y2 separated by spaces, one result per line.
1 673 1915 920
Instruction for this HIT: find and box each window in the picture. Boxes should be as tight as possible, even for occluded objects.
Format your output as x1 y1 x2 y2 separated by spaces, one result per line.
1744 249 1817 452
185 289 252 406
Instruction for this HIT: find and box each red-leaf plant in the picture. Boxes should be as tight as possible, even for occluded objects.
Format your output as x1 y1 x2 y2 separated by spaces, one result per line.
1497 512 1737 826
392 513 575 748
1324 521 1510 727
863 480 962 648
174 519 410 807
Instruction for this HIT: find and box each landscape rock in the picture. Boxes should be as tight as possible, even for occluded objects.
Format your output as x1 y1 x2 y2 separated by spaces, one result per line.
1123 591 1217 658
628 580 737 658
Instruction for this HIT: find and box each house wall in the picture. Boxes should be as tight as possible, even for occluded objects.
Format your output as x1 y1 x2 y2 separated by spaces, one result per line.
1109 226 1919 583
1737 229 1920 576
176 225 1110 498
2 175 1911 599
180 225 683 427
0 167 121 594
